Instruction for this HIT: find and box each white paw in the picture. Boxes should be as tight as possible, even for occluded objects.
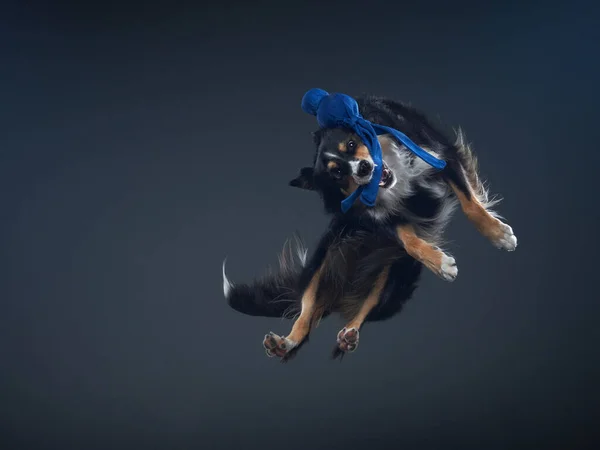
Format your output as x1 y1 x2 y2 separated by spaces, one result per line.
440 254 458 282
494 222 518 252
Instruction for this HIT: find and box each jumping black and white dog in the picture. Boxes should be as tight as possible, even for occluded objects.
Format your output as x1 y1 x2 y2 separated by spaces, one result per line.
223 94 517 361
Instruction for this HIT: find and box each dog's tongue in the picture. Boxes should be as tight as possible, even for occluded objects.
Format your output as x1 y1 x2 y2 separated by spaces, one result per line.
379 168 390 186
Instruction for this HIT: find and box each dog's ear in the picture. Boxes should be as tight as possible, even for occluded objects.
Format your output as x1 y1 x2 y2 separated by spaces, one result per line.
289 167 315 191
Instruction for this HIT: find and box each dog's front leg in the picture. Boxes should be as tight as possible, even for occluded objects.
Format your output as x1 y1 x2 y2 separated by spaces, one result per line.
396 224 458 282
448 181 517 252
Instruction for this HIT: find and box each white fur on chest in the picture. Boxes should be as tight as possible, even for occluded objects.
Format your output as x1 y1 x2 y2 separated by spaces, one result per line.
366 135 457 236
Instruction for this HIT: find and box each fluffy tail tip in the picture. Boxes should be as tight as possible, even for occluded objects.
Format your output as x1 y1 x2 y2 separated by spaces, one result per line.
222 257 233 298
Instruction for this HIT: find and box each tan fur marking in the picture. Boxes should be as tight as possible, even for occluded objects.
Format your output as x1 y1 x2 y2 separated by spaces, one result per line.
449 181 504 241
286 265 323 343
327 161 338 170
310 304 327 328
355 144 370 160
397 225 444 275
344 266 390 330
338 142 347 152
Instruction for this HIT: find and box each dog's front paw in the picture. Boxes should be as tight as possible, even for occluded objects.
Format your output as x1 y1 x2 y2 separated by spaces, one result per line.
439 254 458 282
492 221 517 252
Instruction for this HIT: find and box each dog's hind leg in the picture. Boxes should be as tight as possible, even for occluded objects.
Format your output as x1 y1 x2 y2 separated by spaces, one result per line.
444 130 517 251
262 264 323 362
396 224 458 282
333 266 390 358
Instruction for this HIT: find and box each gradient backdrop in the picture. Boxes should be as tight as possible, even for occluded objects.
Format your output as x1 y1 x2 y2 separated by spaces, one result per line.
1 1 599 449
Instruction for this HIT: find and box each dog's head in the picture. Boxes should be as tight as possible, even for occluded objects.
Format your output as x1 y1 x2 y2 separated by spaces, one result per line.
289 127 396 213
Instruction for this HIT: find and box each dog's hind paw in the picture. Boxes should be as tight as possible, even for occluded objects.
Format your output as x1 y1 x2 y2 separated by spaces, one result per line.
263 332 296 358
337 327 359 353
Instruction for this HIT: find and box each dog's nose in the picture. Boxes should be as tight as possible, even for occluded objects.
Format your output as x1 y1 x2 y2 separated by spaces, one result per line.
357 160 372 178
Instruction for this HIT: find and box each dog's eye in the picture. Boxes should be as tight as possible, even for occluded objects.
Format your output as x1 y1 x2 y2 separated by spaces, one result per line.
347 140 356 151
330 167 343 180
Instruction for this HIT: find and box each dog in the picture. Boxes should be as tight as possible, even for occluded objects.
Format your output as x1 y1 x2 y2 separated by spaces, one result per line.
222 94 517 361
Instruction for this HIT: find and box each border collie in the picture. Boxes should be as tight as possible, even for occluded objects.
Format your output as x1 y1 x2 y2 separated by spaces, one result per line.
223 94 517 361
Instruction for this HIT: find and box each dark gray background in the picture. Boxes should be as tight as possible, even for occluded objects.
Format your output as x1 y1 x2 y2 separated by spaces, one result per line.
1 1 599 449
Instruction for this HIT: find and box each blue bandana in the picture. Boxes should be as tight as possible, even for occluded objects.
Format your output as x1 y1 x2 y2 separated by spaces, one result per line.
301 88 447 213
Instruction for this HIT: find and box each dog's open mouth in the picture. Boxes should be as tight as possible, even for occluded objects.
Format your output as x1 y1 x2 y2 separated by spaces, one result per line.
379 162 394 188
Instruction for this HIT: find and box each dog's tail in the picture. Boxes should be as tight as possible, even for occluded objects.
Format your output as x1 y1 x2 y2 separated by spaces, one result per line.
222 235 307 319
